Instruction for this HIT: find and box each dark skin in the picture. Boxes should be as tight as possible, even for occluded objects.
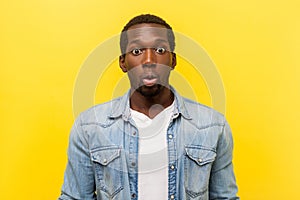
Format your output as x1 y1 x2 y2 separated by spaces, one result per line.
119 23 177 118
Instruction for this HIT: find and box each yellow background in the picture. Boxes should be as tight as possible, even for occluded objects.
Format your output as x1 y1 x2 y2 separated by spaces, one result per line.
1 0 300 199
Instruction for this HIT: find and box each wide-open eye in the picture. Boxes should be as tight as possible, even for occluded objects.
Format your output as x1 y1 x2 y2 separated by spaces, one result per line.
131 48 143 56
155 47 166 54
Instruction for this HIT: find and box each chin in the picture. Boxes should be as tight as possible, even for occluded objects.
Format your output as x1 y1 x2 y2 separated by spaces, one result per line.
136 84 162 97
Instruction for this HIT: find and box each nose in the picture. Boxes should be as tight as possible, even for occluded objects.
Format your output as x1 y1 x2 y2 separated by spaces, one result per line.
142 48 156 65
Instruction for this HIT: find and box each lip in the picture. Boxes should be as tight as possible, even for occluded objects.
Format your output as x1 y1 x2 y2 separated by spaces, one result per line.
142 78 158 86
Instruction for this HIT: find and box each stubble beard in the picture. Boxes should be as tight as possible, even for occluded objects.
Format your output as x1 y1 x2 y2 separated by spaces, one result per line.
136 84 163 97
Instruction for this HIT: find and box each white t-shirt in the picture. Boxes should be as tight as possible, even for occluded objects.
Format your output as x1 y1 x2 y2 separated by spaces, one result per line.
130 102 174 200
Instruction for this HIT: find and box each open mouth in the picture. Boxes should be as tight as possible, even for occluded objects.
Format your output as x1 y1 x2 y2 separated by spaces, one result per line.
141 74 159 87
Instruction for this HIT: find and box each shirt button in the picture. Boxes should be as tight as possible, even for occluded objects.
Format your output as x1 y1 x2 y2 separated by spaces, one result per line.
131 193 136 198
170 194 175 199
103 159 107 164
131 162 136 166
168 134 173 139
170 165 175 170
133 131 136 136
198 158 203 163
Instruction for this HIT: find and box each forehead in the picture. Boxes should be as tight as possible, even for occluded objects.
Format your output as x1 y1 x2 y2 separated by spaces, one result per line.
126 23 169 42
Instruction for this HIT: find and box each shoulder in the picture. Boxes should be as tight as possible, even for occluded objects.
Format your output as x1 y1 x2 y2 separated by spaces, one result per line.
76 96 124 125
181 97 226 127
172 87 226 126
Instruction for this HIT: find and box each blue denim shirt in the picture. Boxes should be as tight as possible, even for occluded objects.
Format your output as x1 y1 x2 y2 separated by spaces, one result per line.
59 89 239 200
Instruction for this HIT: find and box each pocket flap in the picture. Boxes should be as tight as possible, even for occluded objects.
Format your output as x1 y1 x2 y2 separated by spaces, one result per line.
91 147 121 166
185 146 216 166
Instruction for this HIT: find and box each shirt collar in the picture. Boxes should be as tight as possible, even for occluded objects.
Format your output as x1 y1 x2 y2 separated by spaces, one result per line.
108 86 192 120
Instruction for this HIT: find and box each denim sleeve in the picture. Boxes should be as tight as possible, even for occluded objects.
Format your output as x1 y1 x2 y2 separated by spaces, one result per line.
209 120 239 200
58 114 97 200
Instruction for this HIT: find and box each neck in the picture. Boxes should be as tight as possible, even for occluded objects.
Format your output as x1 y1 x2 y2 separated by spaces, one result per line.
130 87 174 119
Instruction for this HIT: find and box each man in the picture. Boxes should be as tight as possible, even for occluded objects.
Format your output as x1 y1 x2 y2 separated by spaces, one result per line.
59 14 239 200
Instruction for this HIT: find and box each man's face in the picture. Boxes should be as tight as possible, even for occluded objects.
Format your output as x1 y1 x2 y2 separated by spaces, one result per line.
119 23 176 97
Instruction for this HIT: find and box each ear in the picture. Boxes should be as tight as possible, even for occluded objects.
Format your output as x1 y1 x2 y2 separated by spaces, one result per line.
119 55 127 72
171 52 177 70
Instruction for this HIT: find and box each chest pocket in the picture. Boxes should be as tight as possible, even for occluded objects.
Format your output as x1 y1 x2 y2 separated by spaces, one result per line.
184 146 216 199
91 147 124 198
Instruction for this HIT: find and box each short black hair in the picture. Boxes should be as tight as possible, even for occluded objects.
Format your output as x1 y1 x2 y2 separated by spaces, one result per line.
120 14 175 55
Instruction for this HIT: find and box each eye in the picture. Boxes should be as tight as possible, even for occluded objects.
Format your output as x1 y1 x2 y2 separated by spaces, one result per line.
155 47 166 54
131 48 143 56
